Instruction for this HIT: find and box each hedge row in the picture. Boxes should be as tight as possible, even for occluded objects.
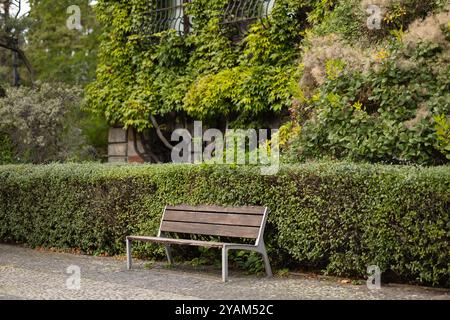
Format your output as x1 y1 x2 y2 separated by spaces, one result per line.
0 163 449 286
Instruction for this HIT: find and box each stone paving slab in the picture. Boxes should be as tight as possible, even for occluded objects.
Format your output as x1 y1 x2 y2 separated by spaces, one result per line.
0 244 448 300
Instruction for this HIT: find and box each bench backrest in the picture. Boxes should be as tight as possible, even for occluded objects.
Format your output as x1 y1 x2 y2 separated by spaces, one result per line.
158 205 268 243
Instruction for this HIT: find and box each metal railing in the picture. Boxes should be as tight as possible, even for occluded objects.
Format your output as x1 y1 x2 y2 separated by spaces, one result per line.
222 0 275 25
136 0 190 37
134 0 276 42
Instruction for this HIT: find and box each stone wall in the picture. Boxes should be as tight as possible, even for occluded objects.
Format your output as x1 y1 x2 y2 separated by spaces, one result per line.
108 127 145 163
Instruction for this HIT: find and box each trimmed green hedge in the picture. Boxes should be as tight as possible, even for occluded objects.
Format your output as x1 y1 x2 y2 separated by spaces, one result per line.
0 163 449 286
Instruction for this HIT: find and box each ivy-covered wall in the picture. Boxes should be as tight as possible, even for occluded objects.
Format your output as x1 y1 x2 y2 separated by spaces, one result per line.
86 0 449 165
86 0 309 130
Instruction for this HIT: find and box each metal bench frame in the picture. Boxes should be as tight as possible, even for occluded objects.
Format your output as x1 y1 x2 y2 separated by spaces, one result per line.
126 205 272 282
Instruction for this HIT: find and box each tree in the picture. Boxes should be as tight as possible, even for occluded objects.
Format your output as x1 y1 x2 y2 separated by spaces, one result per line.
0 83 94 163
26 0 99 85
0 0 34 86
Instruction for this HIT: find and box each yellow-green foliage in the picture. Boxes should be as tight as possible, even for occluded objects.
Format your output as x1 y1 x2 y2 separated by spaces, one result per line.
434 114 450 159
85 0 449 165
86 0 308 129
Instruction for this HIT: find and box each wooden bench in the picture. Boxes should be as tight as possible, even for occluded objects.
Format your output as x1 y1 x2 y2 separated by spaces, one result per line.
126 205 272 282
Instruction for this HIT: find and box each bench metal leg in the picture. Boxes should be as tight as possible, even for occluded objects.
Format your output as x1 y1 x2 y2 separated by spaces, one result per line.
260 245 272 278
221 244 273 281
165 245 174 265
222 246 228 282
126 238 132 270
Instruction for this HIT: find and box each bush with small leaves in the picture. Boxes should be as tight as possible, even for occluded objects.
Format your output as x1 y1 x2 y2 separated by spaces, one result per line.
0 162 448 287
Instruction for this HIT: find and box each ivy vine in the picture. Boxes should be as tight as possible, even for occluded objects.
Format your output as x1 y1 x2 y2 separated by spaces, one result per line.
86 0 311 131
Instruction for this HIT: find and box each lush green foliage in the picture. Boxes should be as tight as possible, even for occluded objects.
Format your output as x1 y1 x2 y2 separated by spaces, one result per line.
26 0 99 85
1 1 107 164
85 0 449 165
0 133 13 164
85 0 308 129
289 42 450 165
312 0 445 43
0 83 107 163
434 114 450 159
285 2 450 165
1 162 448 286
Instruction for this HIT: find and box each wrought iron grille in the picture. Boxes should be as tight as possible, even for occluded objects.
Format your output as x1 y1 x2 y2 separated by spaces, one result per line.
222 0 275 25
135 0 276 42
137 0 190 37
221 0 275 38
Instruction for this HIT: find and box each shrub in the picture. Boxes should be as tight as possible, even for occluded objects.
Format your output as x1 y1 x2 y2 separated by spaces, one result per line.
285 4 450 166
0 133 13 164
0 84 107 163
312 0 446 43
0 162 448 287
289 10 450 165
298 34 372 99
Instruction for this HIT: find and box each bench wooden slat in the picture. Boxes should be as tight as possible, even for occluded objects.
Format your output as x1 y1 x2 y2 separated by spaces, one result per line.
160 221 260 238
163 210 263 227
126 236 225 248
126 204 272 281
166 205 265 215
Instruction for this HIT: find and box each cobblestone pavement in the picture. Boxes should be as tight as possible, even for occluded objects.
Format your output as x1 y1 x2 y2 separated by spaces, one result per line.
0 244 448 300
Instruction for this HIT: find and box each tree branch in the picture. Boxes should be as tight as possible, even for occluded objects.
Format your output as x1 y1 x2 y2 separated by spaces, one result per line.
132 127 161 163
0 37 34 85
150 114 174 150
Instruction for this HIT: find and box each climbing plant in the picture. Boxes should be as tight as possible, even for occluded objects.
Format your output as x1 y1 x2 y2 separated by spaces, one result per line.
86 0 449 165
85 0 311 132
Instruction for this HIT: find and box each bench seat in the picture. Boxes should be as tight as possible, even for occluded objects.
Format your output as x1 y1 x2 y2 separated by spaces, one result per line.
126 205 272 282
126 236 225 248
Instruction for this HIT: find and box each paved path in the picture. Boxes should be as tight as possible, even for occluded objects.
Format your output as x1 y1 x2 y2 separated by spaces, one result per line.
0 244 448 300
